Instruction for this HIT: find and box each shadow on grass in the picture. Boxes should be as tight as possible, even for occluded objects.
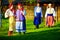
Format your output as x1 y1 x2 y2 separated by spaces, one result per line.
0 29 60 40
1 19 60 40
54 24 60 27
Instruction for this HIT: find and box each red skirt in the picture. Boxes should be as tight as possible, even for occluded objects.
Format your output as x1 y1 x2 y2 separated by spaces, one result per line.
46 14 54 26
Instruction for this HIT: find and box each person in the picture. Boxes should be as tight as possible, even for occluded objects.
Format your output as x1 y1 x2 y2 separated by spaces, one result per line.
5 3 15 36
34 3 43 29
45 3 56 27
16 3 26 34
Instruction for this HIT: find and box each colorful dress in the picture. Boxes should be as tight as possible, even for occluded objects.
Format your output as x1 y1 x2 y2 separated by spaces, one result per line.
16 9 26 32
45 8 56 26
5 9 15 31
34 6 43 26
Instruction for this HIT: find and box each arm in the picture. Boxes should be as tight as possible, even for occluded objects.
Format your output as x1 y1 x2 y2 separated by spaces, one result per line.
5 9 9 18
45 9 48 18
53 8 56 22
23 10 26 16
53 9 56 17
34 7 37 17
16 10 20 21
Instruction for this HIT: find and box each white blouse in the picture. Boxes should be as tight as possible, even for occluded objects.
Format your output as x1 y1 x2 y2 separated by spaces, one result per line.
5 9 14 18
34 7 43 17
45 8 56 18
36 7 41 13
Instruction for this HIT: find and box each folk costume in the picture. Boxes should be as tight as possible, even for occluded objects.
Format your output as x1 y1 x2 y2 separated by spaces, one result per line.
34 6 43 29
16 4 26 34
5 4 15 36
45 8 56 27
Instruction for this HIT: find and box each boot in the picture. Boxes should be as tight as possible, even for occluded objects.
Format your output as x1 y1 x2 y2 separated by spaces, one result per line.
8 31 13 36
48 25 50 28
23 32 25 34
8 31 11 36
36 25 39 29
10 31 13 35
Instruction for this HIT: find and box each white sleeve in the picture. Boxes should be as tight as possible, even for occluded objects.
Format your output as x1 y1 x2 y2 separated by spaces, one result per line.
34 7 37 16
53 9 56 17
45 9 48 18
23 10 26 16
5 10 9 18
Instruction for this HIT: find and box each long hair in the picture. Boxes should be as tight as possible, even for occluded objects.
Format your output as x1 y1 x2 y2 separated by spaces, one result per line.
9 3 15 14
9 3 13 8
21 5 24 11
17 3 24 11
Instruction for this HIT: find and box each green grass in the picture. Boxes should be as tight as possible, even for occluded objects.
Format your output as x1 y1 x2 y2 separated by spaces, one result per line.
0 18 60 40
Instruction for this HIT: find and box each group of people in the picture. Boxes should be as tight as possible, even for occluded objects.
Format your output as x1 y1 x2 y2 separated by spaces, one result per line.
5 3 26 36
5 3 56 36
34 3 56 29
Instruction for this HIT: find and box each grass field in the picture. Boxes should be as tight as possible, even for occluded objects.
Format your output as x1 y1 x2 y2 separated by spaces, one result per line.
0 18 60 40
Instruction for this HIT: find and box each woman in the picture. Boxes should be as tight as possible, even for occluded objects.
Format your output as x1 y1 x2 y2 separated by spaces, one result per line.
16 3 26 34
34 3 43 29
45 3 56 27
5 3 15 36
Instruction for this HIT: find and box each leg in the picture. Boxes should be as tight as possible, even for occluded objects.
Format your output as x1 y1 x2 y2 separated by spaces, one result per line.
8 17 14 36
20 21 23 34
16 22 20 33
47 16 51 27
36 25 39 29
50 16 54 27
8 24 13 36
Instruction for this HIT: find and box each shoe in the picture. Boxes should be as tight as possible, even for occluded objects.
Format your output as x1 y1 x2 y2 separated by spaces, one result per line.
8 31 11 36
8 31 13 36
23 32 25 34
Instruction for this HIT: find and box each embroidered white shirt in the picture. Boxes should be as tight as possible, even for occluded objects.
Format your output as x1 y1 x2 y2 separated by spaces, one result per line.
45 8 56 18
5 9 14 18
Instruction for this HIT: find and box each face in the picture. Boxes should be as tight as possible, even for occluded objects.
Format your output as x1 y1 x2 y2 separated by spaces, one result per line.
18 5 21 9
37 3 40 7
10 5 13 9
48 3 52 8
